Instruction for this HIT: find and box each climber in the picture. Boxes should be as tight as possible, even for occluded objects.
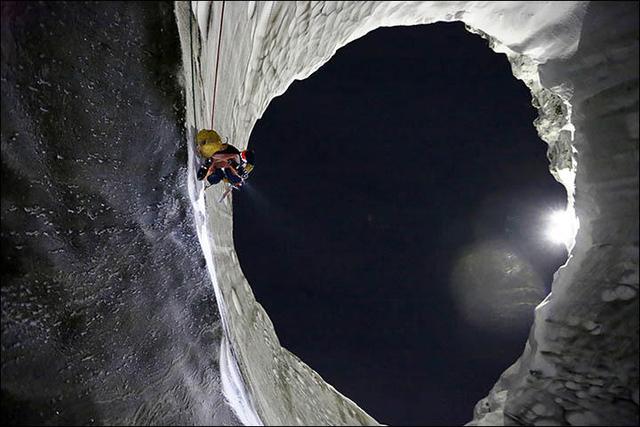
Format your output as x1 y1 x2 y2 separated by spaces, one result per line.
195 129 255 187
203 147 255 188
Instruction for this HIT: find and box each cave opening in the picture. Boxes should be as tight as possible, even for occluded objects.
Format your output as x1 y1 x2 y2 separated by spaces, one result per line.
233 21 568 425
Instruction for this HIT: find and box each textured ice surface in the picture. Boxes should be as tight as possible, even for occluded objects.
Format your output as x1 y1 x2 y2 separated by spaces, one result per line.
175 1 638 425
1 2 238 425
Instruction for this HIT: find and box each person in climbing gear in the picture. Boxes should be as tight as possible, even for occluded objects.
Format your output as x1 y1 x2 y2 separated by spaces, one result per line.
202 147 255 187
195 129 255 187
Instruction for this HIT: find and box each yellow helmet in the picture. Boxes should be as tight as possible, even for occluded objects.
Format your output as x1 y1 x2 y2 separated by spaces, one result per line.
196 129 227 157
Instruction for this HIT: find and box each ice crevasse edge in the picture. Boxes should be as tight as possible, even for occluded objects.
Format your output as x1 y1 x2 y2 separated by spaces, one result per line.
173 1 639 425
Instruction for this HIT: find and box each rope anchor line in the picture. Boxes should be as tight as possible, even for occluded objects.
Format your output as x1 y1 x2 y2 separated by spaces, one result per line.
210 0 226 129
188 1 226 132
188 1 198 131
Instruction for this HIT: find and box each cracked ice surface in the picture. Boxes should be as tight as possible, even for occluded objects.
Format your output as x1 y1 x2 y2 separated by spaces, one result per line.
174 1 638 425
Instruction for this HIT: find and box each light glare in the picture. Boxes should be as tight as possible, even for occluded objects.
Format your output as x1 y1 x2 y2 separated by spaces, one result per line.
546 210 576 246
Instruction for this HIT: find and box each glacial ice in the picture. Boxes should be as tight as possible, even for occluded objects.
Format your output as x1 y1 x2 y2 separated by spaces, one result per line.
174 1 638 425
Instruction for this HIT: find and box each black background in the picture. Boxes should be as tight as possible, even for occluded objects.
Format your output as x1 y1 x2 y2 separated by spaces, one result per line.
234 22 568 425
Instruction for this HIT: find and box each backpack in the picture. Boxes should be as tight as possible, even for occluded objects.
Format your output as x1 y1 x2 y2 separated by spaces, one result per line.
196 129 227 157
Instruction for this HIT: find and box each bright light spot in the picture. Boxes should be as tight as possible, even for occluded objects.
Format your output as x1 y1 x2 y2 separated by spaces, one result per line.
546 209 577 246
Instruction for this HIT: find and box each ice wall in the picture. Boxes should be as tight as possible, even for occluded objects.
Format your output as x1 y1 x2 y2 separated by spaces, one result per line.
174 1 638 425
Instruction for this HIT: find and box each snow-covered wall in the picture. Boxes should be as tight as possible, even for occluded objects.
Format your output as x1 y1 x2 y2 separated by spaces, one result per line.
174 1 638 425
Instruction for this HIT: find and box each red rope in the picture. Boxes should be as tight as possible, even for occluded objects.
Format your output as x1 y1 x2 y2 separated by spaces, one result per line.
210 0 226 128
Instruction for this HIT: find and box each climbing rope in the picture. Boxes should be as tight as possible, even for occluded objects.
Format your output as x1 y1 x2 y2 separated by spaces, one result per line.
188 1 225 131
210 0 226 128
188 1 198 131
